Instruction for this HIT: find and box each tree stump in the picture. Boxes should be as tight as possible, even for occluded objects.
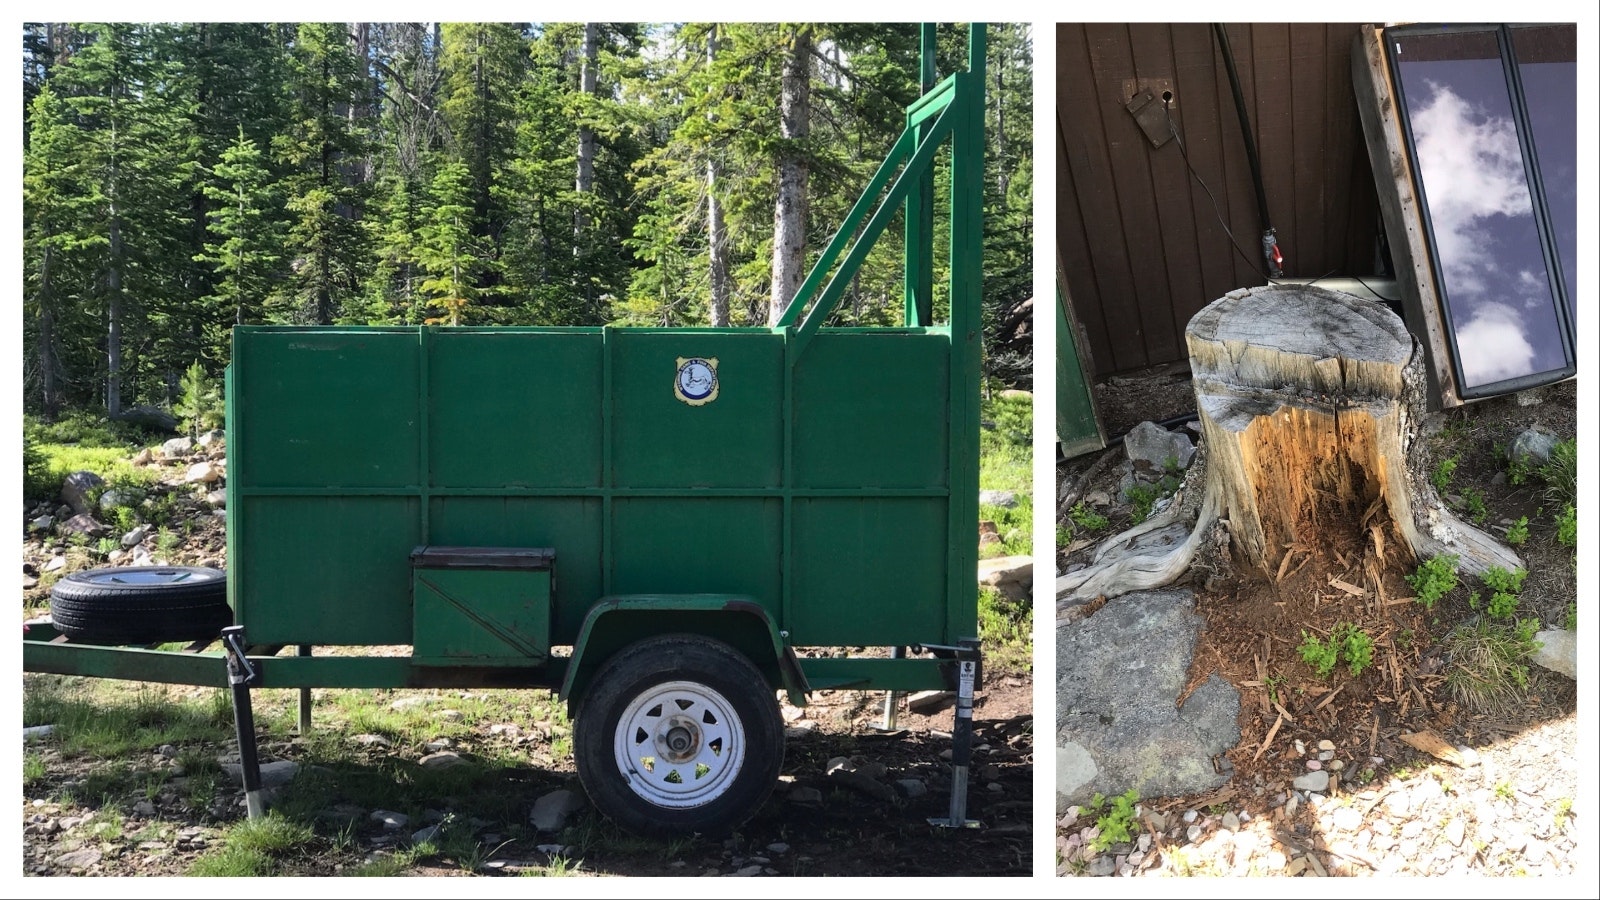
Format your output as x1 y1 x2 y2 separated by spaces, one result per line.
1058 285 1519 604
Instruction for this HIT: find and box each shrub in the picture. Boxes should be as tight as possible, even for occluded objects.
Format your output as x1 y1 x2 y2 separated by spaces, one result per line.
175 361 225 438
1431 455 1458 492
1068 502 1109 533
1504 516 1529 546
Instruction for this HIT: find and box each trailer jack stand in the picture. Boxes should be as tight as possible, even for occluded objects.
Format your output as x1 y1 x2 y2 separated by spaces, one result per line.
929 641 983 830
220 626 266 821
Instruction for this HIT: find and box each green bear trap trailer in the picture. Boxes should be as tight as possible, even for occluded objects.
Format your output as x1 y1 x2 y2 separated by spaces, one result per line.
25 24 992 837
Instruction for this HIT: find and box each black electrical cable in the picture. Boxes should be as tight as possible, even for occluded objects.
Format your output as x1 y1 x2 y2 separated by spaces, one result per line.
1213 22 1278 279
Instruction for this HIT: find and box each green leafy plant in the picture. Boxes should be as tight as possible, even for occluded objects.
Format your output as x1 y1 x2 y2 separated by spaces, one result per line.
1459 487 1489 525
1440 617 1542 713
1480 566 1526 622
1068 502 1109 533
1431 455 1459 492
155 527 180 558
1087 788 1140 852
1556 503 1576 549
1300 623 1375 678
1504 516 1529 546
1406 555 1459 611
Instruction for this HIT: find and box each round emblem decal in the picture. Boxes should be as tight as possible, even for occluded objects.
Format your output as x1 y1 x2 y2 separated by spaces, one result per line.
674 356 719 406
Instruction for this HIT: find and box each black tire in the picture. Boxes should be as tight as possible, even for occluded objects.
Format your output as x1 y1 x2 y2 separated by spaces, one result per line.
49 566 232 645
574 634 784 838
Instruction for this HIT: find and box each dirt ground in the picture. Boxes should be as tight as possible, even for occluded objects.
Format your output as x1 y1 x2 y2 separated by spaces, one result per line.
1057 373 1578 856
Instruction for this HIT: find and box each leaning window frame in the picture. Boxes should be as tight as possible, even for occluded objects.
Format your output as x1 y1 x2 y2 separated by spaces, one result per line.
1384 22 1577 401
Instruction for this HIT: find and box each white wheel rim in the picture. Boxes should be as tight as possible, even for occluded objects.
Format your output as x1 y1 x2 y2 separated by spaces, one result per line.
79 569 214 587
614 680 745 809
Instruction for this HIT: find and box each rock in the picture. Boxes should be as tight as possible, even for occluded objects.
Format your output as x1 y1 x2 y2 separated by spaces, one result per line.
132 447 155 466
1055 589 1238 812
205 490 227 508
121 524 152 549
56 504 73 520
108 549 126 562
979 489 1019 508
419 751 466 769
55 848 103 871
1221 811 1239 831
894 778 927 799
44 556 68 573
827 766 896 801
372 809 410 830
907 690 955 715
1317 739 1335 751
58 514 109 538
389 697 426 712
133 799 157 817
222 760 300 788
130 545 154 565
1087 856 1116 876
61 471 105 516
197 429 225 447
488 723 520 737
1084 490 1111 507
162 437 194 459
23 573 39 590
784 721 817 738
411 824 442 845
1332 806 1362 831
787 786 824 807
1530 628 1576 679
1509 427 1559 466
978 555 1033 602
185 461 224 484
1000 389 1032 401
437 709 463 721
1293 771 1330 793
116 405 179 431
767 842 790 855
29 515 55 533
529 789 586 832
1123 421 1197 474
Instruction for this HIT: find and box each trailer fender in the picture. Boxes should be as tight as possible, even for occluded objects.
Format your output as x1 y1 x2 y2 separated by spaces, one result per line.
561 596 807 713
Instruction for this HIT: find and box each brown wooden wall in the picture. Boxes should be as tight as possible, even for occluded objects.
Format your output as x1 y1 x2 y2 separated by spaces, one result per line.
1057 23 1383 376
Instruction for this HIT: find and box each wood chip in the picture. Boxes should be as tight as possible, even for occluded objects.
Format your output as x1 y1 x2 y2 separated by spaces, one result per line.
1254 712 1285 762
1368 716 1379 757
1328 577 1366 597
1312 684 1345 712
1398 730 1476 767
1271 698 1296 723
1369 524 1385 562
1275 548 1296 583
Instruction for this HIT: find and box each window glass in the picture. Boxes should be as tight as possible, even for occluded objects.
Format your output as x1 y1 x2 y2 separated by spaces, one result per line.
1393 29 1570 392
1511 25 1577 325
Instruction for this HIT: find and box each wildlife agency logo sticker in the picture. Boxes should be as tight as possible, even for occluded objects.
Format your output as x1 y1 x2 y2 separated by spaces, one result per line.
674 356 719 406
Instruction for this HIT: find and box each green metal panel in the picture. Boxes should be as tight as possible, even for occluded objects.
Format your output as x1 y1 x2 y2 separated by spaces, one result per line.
792 331 948 489
429 329 603 488
609 330 784 488
235 329 421 488
237 496 420 645
413 566 551 664
609 498 783 618
788 498 947 646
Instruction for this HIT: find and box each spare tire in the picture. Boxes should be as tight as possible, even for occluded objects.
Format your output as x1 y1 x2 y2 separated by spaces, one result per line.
49 566 232 645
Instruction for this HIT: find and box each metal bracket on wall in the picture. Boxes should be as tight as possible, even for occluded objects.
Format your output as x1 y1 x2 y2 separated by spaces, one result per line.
1124 88 1174 148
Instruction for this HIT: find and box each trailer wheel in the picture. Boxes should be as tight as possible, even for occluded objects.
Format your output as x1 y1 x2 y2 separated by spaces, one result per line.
574 635 784 838
49 566 232 646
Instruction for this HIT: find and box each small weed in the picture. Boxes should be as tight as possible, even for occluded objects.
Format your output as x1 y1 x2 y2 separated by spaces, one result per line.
24 752 47 787
1504 516 1529 546
1494 781 1515 801
1068 502 1109 533
1553 797 1573 831
1458 487 1488 525
1480 567 1527 622
1087 788 1140 852
155 527 180 557
1406 555 1459 611
1299 623 1375 678
1126 484 1160 525
1539 439 1576 507
1561 602 1576 631
1264 673 1283 706
1555 503 1576 549
1431 455 1458 492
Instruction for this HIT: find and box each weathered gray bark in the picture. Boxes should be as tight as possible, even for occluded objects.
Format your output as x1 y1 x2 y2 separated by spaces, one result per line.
106 146 124 418
574 22 598 240
768 26 811 325
36 244 60 419
706 27 731 327
1058 285 1520 607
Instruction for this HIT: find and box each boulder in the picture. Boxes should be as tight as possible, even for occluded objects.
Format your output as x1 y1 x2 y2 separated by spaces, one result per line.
529 789 586 832
115 405 179 432
185 461 224 484
1509 427 1559 467
1123 421 1196 476
162 437 193 459
57 514 110 538
1531 628 1576 679
61 471 105 516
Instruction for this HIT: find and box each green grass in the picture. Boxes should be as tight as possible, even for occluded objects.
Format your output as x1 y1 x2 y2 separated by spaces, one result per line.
978 391 1032 560
186 815 315 877
1440 617 1542 714
978 585 1031 672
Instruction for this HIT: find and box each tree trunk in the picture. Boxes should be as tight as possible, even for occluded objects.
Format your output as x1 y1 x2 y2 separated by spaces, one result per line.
1058 285 1520 604
107 168 124 419
706 27 731 327
37 244 60 419
574 22 598 240
768 26 811 326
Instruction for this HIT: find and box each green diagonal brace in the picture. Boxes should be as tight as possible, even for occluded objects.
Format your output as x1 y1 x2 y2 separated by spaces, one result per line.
790 88 963 357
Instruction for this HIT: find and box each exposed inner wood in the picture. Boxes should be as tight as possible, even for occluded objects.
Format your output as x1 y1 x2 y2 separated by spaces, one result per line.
1058 285 1518 610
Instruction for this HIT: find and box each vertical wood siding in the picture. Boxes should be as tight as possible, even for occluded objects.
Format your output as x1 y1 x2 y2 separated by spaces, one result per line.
1057 22 1382 376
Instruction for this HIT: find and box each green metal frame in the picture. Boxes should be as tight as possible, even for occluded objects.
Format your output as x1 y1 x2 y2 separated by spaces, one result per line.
23 25 989 706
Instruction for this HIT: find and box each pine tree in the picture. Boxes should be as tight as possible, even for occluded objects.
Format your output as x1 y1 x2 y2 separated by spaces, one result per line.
196 128 285 356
